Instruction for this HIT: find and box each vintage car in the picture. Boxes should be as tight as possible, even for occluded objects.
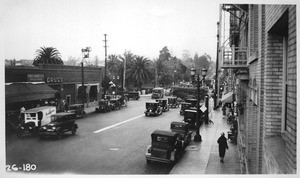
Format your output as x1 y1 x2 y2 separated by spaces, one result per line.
16 106 56 138
170 122 192 148
183 109 198 130
67 104 86 118
146 130 185 164
151 87 164 99
118 96 127 108
180 102 191 115
95 99 111 113
144 101 162 116
156 99 169 112
39 112 78 139
110 98 121 110
125 91 140 100
168 97 179 108
186 99 197 108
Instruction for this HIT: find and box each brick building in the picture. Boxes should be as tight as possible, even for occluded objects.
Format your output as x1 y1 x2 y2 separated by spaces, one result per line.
219 4 296 174
5 64 103 112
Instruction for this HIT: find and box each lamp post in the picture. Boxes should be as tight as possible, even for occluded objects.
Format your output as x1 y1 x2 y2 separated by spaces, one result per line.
81 47 92 108
191 67 207 142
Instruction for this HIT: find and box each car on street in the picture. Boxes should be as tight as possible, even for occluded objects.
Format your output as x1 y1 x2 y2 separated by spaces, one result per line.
170 121 192 147
144 101 162 116
16 106 56 138
39 112 78 139
156 99 169 112
125 91 140 100
146 130 186 164
95 99 111 113
179 102 191 115
110 98 121 110
67 104 86 118
151 87 164 99
168 97 179 108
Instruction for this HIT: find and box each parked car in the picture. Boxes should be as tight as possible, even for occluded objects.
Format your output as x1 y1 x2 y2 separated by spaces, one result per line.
110 98 121 110
95 99 111 113
186 98 197 108
144 101 162 116
126 91 140 100
151 87 164 99
146 130 185 164
67 104 86 118
170 121 192 148
156 99 169 112
39 112 78 139
180 102 191 115
16 106 56 138
183 109 197 130
168 97 179 108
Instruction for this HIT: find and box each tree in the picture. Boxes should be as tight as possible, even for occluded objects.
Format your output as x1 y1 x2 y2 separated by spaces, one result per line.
33 47 64 66
65 56 79 66
126 56 152 90
119 50 136 89
159 46 171 61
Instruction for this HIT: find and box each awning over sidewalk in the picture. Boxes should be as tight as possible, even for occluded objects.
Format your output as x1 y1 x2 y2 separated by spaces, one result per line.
5 83 57 104
221 91 233 103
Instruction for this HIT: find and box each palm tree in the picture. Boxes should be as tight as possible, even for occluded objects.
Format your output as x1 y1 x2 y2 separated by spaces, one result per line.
33 47 64 66
126 56 152 90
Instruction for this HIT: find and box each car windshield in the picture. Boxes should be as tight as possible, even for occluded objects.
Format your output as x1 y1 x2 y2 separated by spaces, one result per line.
51 116 62 122
146 103 157 108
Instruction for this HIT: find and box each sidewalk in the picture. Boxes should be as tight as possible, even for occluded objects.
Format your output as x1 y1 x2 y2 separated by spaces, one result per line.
170 98 241 174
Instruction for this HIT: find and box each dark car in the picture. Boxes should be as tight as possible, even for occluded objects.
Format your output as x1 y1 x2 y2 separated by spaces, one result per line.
186 99 197 108
170 122 192 148
180 102 191 115
109 98 121 110
146 130 186 164
67 104 86 118
126 91 140 100
168 97 179 108
183 109 205 130
95 99 111 113
144 101 162 116
39 112 78 139
156 99 169 112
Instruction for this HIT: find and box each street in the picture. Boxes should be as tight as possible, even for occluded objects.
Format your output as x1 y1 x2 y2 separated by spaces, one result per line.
6 95 183 174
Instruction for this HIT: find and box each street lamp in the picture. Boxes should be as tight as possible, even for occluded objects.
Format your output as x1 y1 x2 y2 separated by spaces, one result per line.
190 67 207 142
81 47 92 108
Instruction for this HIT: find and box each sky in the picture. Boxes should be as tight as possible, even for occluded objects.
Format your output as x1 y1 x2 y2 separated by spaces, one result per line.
0 0 223 62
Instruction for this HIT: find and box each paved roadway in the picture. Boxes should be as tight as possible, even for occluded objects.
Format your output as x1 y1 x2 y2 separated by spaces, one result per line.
6 95 184 174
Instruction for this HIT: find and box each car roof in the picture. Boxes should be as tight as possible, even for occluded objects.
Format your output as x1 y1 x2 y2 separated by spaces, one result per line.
146 101 158 104
23 106 56 113
151 130 178 137
69 104 83 106
185 109 197 113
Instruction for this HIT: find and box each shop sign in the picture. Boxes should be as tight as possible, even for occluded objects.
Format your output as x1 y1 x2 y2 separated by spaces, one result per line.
27 74 44 82
46 77 63 83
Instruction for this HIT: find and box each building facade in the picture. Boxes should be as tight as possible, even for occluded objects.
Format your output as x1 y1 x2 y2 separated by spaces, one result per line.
219 4 296 174
5 64 103 112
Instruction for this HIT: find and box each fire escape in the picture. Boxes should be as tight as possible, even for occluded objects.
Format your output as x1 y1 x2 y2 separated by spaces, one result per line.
220 4 248 70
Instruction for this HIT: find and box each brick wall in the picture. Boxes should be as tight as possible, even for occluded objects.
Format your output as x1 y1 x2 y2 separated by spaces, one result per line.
265 5 289 32
285 5 297 174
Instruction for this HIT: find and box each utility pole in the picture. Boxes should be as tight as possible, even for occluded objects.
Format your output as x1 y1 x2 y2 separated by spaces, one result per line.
103 34 108 96
104 34 108 78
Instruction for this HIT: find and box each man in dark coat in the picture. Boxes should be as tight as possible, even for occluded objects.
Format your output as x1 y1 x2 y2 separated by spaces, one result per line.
217 132 229 163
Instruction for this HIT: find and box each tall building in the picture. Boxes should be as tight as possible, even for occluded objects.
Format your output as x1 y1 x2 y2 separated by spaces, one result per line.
219 4 296 174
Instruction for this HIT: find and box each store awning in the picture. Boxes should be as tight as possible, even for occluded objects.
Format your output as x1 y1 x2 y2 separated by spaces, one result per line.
221 91 233 103
5 83 57 104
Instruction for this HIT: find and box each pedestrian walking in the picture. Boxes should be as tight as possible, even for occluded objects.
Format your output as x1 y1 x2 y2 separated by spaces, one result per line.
217 132 229 163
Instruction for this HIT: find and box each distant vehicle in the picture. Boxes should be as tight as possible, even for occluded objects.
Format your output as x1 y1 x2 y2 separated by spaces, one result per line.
95 99 111 113
183 109 198 130
151 87 164 99
16 106 56 138
67 104 86 118
156 99 169 112
168 97 179 108
125 91 140 100
110 98 121 110
146 130 186 164
144 101 162 116
180 102 191 115
39 112 78 139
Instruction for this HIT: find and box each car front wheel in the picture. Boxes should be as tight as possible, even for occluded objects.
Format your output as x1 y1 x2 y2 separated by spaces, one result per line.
71 126 77 135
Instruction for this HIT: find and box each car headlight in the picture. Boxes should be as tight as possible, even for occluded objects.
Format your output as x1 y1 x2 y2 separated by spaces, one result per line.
42 126 47 130
52 127 56 130
149 110 152 112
